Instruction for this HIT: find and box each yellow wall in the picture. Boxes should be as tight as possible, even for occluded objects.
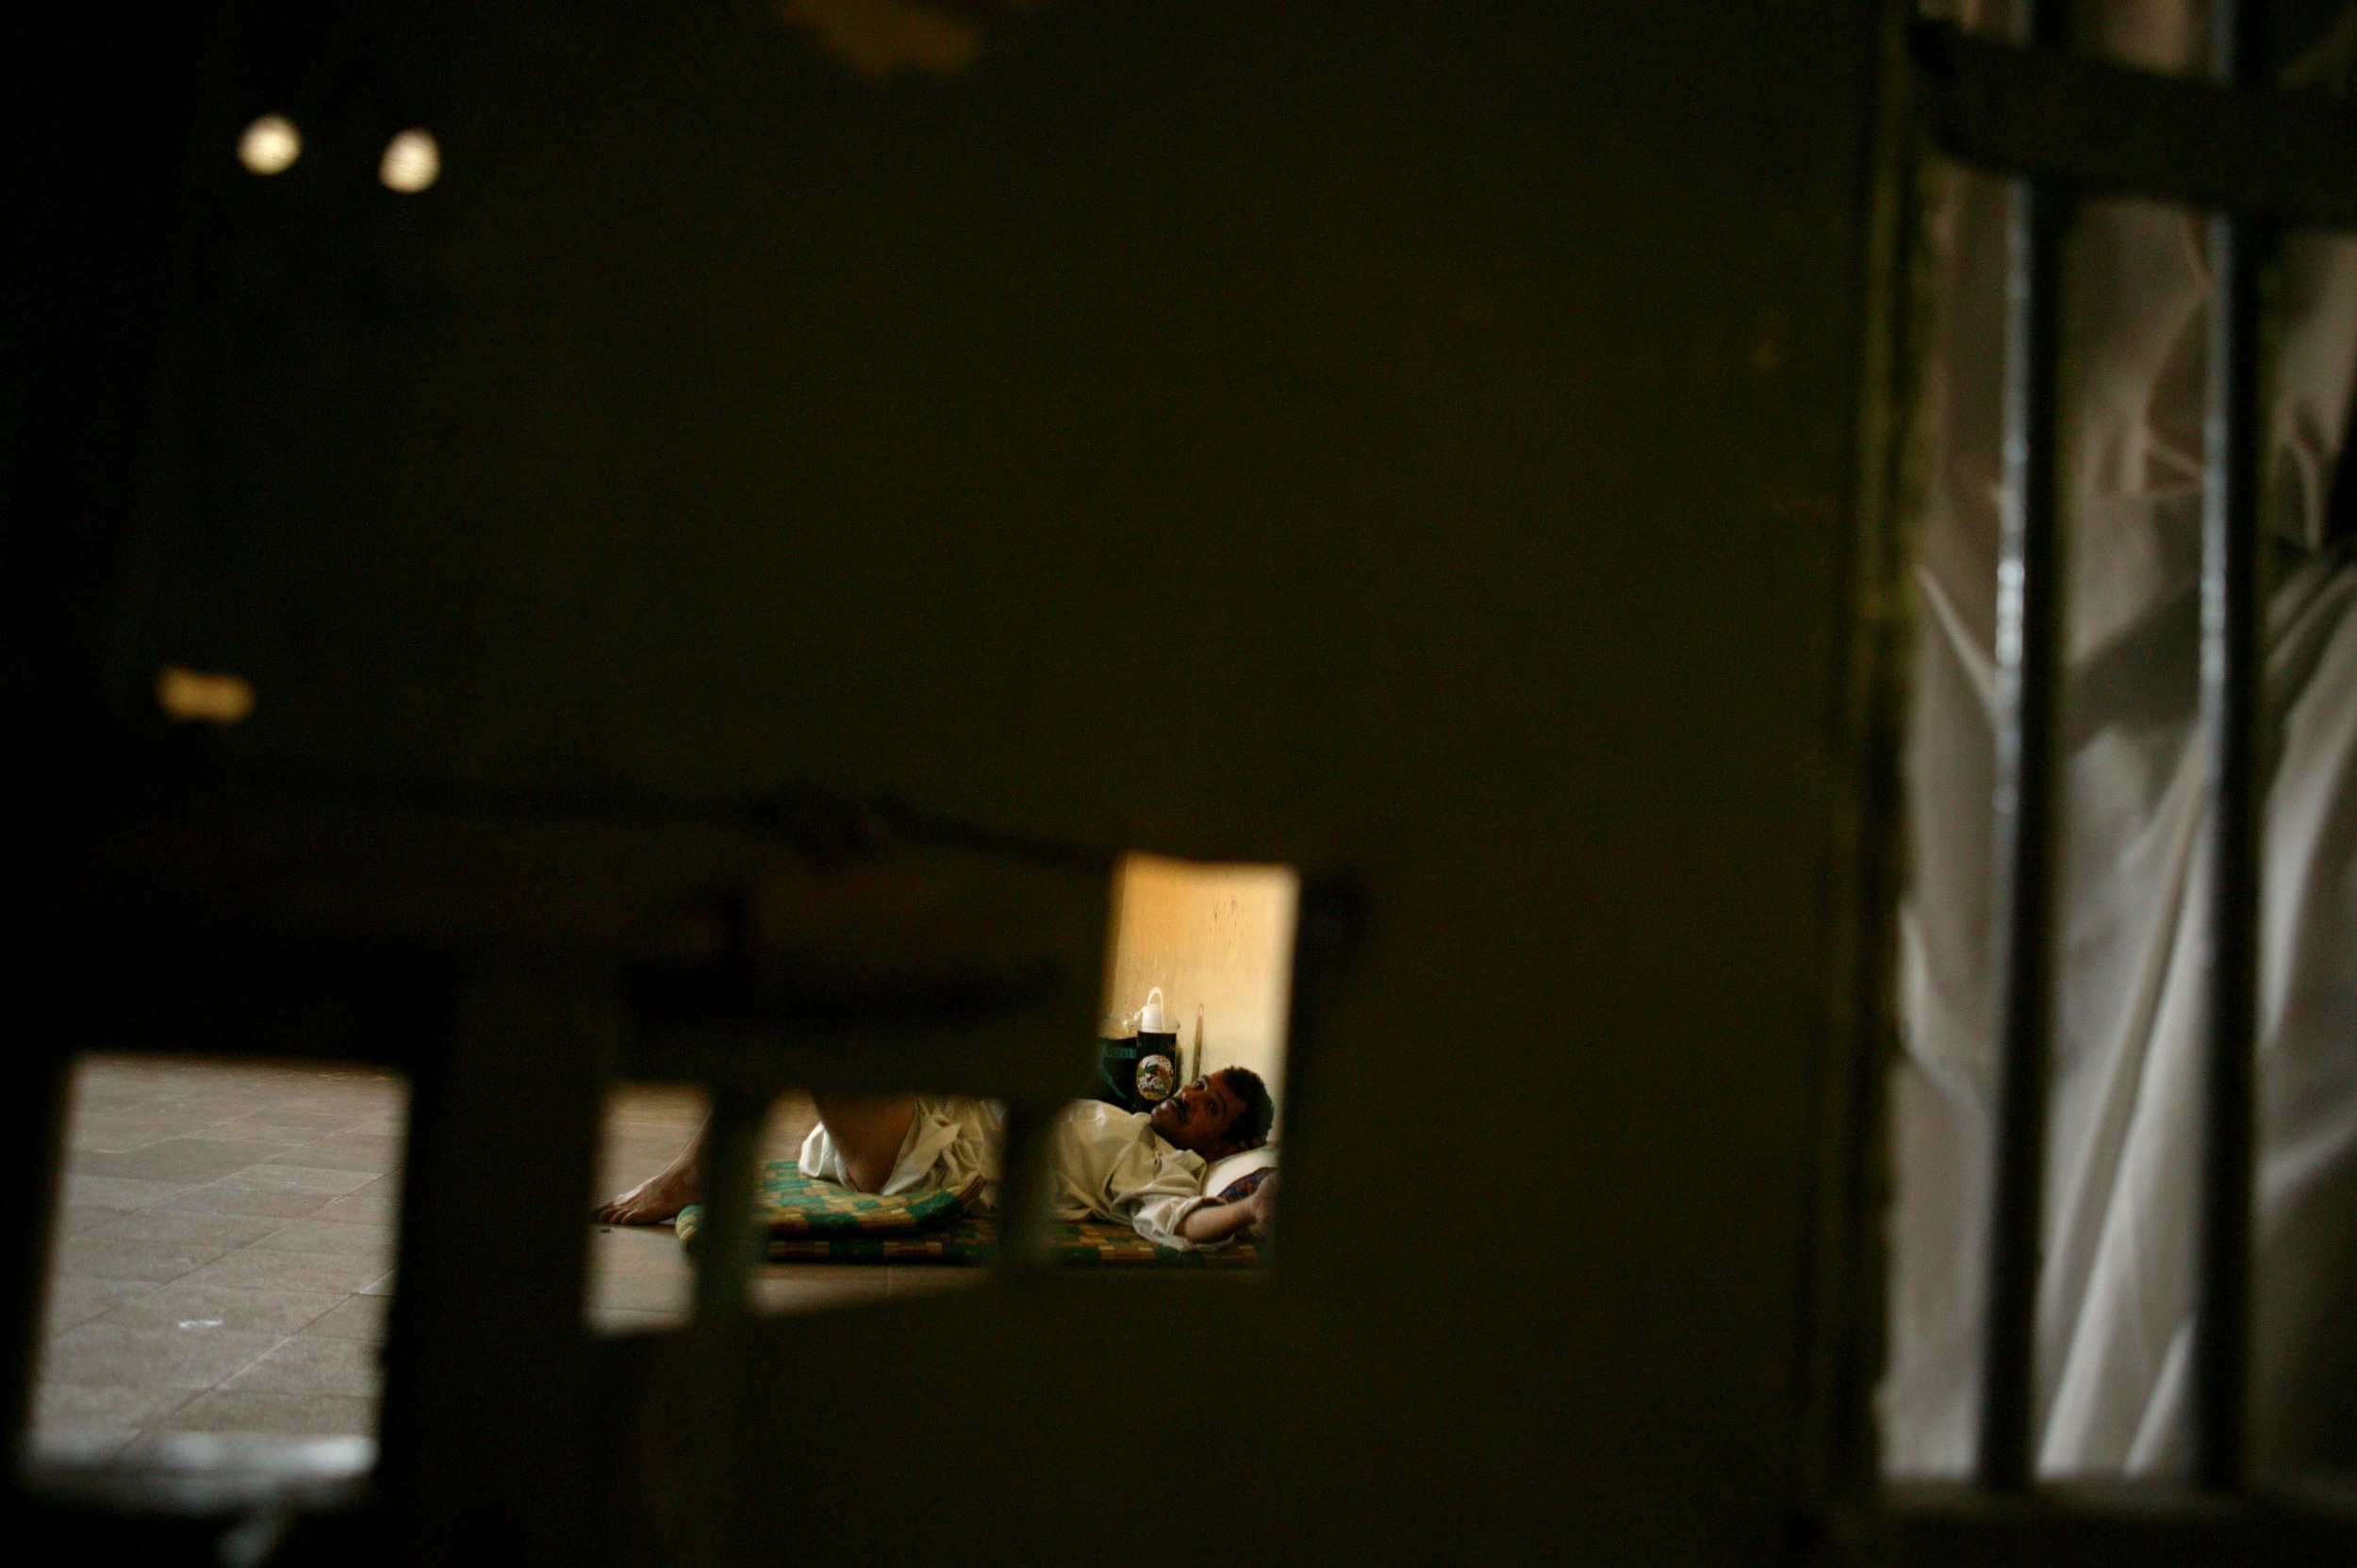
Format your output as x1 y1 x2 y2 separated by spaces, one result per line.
1102 854 1298 1127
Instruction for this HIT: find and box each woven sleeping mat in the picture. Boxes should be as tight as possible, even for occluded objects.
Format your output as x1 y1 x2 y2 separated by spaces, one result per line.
674 1159 1261 1266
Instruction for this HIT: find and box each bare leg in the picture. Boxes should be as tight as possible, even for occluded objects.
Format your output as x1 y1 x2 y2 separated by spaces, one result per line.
595 1114 707 1226
807 1093 916 1194
596 1094 917 1222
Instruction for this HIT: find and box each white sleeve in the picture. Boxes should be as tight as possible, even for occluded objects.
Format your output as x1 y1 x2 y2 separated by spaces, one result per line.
1115 1147 1223 1251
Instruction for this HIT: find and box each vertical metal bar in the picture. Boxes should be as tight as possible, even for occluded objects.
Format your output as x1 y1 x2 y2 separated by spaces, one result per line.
2195 0 2269 1497
379 963 619 1565
679 1087 764 1568
692 1089 765 1323
1976 0 2069 1493
0 1050 69 1479
994 1099 1058 1275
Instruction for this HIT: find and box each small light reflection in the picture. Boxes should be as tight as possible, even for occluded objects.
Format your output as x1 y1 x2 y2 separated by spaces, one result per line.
378 129 440 193
237 115 303 175
156 667 256 725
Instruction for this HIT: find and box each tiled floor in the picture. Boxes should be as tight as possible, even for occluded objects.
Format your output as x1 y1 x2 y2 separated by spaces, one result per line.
32 1058 979 1466
34 1058 404 1465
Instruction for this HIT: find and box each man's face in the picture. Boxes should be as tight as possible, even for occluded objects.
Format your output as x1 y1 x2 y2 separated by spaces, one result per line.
1150 1070 1252 1157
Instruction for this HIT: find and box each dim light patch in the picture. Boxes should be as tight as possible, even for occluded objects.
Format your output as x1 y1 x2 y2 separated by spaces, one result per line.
238 114 302 175
156 666 256 725
776 0 1054 82
379 129 440 193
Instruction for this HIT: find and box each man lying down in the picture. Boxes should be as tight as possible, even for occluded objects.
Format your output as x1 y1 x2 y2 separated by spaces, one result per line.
596 1069 1278 1251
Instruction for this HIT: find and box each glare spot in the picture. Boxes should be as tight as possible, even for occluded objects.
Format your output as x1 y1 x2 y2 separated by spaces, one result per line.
177 1319 225 1330
237 115 303 176
157 667 256 725
378 128 440 193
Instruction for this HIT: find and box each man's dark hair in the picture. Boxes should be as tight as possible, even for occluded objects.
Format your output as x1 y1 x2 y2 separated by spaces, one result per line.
1220 1066 1276 1148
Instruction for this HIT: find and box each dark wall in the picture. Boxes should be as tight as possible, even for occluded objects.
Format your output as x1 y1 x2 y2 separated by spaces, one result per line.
17 1 1887 1560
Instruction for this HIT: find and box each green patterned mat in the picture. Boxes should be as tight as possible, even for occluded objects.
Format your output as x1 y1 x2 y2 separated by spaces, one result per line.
675 1159 1260 1267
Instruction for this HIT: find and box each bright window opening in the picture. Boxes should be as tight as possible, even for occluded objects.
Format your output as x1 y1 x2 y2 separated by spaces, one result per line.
584 853 1301 1319
31 1056 404 1474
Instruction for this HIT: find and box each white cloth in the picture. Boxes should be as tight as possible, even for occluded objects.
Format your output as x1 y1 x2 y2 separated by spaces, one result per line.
798 1095 1000 1203
1044 1101 1221 1250
1885 0 2357 1482
797 1098 1226 1250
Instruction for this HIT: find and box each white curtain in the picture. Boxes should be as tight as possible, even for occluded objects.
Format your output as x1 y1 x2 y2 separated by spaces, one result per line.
1882 0 2357 1479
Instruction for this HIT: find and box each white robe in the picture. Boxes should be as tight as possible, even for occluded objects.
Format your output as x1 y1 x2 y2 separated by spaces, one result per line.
798 1098 1226 1250
797 1094 1000 1206
1042 1100 1221 1250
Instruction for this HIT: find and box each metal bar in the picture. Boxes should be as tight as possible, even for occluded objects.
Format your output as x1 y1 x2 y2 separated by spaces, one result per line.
377 964 617 1564
1911 22 2357 231
2194 0 2270 1497
993 1099 1058 1275
679 1089 766 1568
1887 1477 2357 1562
1976 0 2069 1494
691 1090 765 1323
0 1051 69 1480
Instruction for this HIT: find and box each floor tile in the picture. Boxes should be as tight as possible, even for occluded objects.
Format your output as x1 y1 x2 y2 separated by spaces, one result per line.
598 1141 693 1185
69 1079 162 1099
224 1336 383 1399
749 1270 890 1315
309 1178 401 1226
602 1116 701 1142
73 1138 277 1185
28 1428 141 1465
179 1248 393 1296
68 1121 187 1154
40 1277 164 1332
263 1135 400 1175
98 1283 348 1337
603 1086 707 1119
59 1175 193 1213
207 1163 378 1197
64 1096 157 1121
144 1100 269 1126
599 1139 688 1168
55 1204 137 1238
166 1180 340 1221
588 1227 694 1275
219 1107 367 1134
184 1121 326 1147
148 1082 272 1103
246 1221 395 1259
33 1380 200 1432
887 1268 988 1300
103 1208 289 1249
144 1389 377 1439
51 1233 228 1285
599 1133 703 1163
40 1322 283 1392
300 1296 387 1342
585 1268 690 1315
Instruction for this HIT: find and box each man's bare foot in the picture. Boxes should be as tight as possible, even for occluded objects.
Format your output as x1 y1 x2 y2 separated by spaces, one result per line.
595 1160 701 1226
